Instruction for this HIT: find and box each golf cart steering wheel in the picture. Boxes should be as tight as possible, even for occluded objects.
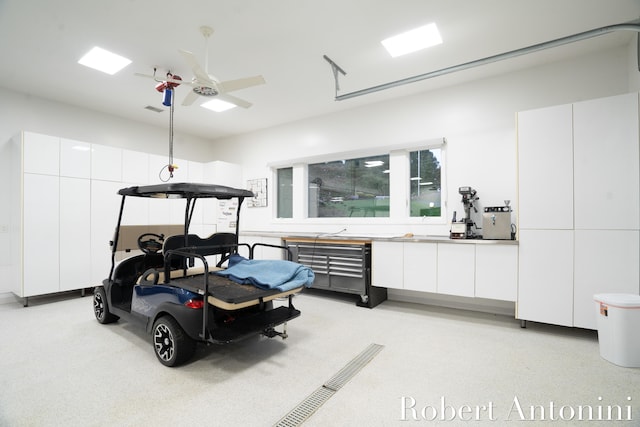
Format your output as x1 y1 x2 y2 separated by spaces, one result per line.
137 233 164 254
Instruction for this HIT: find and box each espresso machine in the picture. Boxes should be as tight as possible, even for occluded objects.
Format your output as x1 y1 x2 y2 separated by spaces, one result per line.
450 186 481 239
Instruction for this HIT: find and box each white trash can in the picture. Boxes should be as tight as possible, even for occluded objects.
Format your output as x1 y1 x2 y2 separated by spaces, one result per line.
593 293 640 368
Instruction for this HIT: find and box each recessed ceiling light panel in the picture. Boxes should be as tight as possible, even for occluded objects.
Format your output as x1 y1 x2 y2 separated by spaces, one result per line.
201 99 236 112
78 46 131 75
381 23 442 58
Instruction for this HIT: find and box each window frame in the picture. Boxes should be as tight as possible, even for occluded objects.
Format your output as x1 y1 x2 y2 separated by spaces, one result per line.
271 138 446 224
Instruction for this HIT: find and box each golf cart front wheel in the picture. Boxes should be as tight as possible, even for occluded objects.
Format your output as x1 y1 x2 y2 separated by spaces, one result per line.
93 287 119 324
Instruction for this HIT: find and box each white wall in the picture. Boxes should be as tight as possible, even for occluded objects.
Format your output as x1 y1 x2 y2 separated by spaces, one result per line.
210 45 634 236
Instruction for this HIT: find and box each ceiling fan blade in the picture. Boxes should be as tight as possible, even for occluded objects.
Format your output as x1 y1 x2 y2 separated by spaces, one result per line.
181 89 201 106
218 93 253 109
135 72 191 88
178 49 215 85
134 72 157 80
217 75 266 93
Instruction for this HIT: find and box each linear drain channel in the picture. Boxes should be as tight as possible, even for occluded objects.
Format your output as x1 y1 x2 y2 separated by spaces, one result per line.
274 343 384 427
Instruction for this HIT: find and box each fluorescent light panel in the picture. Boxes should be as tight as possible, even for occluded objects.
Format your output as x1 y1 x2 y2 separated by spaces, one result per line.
365 160 385 168
201 99 236 112
78 47 131 75
381 23 442 57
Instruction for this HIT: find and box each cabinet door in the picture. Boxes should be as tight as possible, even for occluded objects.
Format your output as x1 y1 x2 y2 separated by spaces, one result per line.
23 132 59 176
371 241 403 289
437 244 475 297
403 242 437 292
518 230 573 326
91 145 122 182
122 149 149 184
60 138 91 178
517 105 573 229
573 230 639 329
23 173 59 296
573 92 639 230
475 244 518 301
90 180 123 284
59 177 91 291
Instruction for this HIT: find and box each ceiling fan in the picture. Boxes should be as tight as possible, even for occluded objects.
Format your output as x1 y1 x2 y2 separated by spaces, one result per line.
137 26 265 108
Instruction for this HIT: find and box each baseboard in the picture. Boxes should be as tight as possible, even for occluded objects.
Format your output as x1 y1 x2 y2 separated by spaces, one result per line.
387 289 516 317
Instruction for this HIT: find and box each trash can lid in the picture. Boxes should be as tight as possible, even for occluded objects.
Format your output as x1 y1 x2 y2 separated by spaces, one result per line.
594 293 640 308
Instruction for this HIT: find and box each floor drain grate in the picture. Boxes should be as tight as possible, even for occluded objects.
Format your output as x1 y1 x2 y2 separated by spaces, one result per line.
274 343 384 427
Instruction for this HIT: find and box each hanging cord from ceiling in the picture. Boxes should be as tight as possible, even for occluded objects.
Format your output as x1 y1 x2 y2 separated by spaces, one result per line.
327 21 640 101
158 72 180 182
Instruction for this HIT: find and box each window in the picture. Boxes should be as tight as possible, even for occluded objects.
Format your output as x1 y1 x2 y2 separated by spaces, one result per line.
409 148 442 217
308 154 390 218
273 139 445 221
277 167 293 218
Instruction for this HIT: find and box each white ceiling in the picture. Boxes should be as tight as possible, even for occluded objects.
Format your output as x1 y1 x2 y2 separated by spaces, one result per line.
1 0 639 141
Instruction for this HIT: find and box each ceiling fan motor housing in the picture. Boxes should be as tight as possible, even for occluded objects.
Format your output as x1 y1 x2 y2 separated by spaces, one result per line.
193 86 218 96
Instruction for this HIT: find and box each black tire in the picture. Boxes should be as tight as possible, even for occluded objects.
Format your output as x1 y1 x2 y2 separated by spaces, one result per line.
93 287 119 324
152 315 196 367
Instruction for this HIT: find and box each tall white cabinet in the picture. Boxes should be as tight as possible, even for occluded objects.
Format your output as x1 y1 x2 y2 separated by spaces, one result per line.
517 92 640 329
10 131 240 305
11 132 93 302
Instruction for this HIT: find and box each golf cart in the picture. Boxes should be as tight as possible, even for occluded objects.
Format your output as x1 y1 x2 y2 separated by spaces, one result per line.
93 182 312 367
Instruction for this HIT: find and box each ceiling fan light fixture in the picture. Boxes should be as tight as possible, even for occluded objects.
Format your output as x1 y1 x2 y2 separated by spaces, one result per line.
78 46 131 75
381 23 442 58
193 86 219 97
201 99 236 112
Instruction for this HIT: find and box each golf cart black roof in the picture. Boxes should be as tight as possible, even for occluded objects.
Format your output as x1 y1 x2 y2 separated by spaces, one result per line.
118 183 254 199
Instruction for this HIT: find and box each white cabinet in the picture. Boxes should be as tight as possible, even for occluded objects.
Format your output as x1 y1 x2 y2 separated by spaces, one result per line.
22 173 60 296
403 242 437 293
371 241 403 289
573 230 639 329
60 177 91 291
122 149 149 184
90 180 123 284
475 245 518 302
9 130 220 303
23 132 59 175
518 230 574 327
371 241 438 292
373 240 516 300
91 144 122 182
517 92 640 329
437 244 475 297
13 133 94 301
60 138 91 178
517 104 573 230
573 93 639 230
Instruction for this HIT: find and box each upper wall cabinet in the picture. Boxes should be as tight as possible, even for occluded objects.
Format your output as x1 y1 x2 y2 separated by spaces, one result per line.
91 144 122 182
122 148 149 184
573 92 639 230
517 104 574 230
60 138 91 178
23 131 60 176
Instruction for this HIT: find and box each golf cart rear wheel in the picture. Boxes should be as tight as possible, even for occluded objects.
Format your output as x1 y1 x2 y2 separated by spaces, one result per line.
152 315 196 367
93 287 119 324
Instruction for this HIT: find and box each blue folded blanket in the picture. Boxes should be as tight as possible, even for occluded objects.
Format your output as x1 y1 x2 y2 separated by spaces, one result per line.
215 254 315 292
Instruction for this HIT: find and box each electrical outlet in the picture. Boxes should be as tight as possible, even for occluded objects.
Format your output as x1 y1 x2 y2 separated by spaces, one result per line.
0 225 8 233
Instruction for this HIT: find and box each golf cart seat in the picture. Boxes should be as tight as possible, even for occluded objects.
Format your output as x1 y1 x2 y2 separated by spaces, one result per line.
163 232 238 268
